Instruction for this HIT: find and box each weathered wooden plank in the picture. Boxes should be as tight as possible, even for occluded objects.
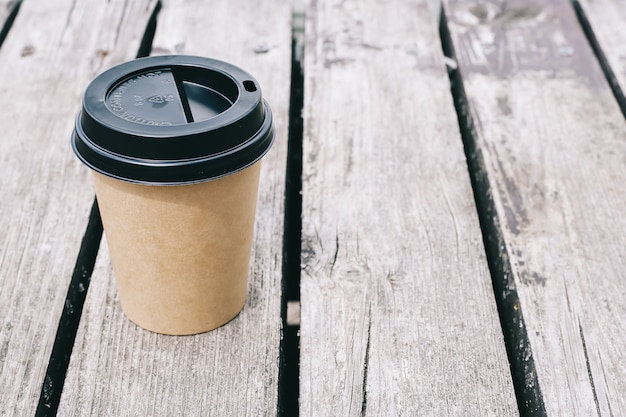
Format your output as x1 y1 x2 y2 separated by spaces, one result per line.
574 0 626 112
445 0 626 415
57 0 291 415
300 0 519 415
0 0 158 415
0 1 19 44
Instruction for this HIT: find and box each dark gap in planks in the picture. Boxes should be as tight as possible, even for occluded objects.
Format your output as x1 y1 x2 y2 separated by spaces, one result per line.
437 6 548 417
0 0 21 47
570 0 626 118
34 4 162 416
277 10 305 417
136 0 162 58
34 199 103 417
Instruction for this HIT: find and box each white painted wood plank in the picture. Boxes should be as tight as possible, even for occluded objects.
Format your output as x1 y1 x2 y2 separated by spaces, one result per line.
0 1 158 415
57 0 291 415
300 0 519 415
445 0 626 415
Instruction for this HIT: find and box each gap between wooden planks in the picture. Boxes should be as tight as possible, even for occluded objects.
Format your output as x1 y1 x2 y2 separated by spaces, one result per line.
444 0 626 415
299 0 519 416
573 0 626 115
57 0 291 416
0 1 158 416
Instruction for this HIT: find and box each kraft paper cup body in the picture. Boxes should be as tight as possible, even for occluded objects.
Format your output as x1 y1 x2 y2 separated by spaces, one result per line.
72 56 274 335
92 163 260 335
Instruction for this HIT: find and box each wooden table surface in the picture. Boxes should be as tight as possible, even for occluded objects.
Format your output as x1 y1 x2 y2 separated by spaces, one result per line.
0 0 624 416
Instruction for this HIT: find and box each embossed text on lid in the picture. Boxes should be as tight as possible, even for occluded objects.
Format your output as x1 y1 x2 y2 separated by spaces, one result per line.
72 55 274 185
106 70 187 126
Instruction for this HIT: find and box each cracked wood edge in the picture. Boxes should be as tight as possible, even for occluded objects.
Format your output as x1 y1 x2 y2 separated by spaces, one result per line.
299 0 519 415
57 0 291 415
0 0 159 416
445 0 626 415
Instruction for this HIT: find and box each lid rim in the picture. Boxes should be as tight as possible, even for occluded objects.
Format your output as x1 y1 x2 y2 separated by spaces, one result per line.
73 102 274 185
72 55 274 184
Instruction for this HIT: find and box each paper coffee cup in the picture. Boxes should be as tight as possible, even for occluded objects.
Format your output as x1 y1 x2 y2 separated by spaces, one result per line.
72 55 274 335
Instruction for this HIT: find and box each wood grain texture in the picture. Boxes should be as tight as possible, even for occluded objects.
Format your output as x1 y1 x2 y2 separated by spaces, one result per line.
300 0 519 415
0 1 158 416
445 0 626 415
575 0 626 110
57 0 291 415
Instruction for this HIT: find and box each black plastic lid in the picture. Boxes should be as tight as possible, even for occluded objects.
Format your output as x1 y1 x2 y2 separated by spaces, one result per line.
72 55 274 185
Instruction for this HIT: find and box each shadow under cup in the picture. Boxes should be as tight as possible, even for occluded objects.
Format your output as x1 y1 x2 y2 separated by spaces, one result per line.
72 55 274 335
